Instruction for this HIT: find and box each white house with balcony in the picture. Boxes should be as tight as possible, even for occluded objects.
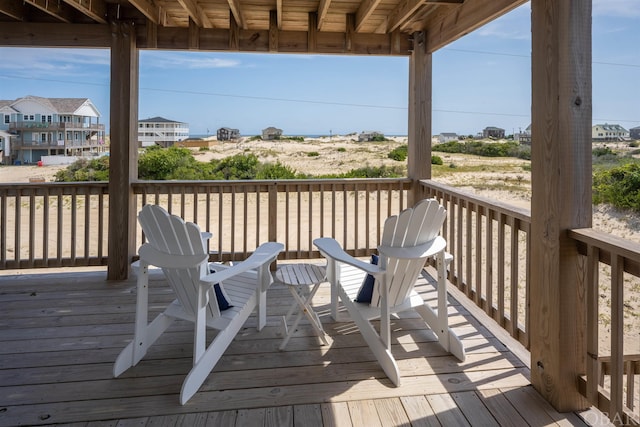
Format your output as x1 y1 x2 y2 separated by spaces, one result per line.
138 116 189 148
0 96 106 164
592 123 629 142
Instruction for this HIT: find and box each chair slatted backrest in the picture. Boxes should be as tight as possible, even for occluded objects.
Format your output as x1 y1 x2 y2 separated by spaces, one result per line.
138 204 219 320
372 199 447 308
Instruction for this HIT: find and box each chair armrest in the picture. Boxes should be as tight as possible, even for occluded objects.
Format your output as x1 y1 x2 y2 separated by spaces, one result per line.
313 238 382 277
378 236 447 260
200 242 284 285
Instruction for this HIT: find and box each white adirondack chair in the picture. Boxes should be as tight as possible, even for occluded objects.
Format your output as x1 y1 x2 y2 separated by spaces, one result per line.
313 198 465 386
113 204 284 404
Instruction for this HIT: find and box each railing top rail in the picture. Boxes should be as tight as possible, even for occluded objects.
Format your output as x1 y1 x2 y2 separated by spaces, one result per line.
420 179 531 222
569 227 640 266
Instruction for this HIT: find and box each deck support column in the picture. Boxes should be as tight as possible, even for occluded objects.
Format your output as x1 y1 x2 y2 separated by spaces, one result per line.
530 0 591 411
107 21 139 280
407 31 432 206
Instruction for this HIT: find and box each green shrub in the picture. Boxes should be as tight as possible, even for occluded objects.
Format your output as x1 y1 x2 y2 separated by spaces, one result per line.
431 155 443 165
388 145 408 161
54 156 110 182
209 153 260 180
138 146 198 180
593 146 615 157
593 161 640 212
307 151 320 157
336 147 346 152
256 162 299 179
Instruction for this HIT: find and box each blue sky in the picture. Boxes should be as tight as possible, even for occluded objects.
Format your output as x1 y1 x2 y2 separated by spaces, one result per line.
0 0 638 137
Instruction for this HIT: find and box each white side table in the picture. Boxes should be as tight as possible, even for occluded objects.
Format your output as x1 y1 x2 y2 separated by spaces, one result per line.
275 264 329 350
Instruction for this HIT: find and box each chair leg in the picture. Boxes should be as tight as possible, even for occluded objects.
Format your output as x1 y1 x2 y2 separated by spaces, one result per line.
113 313 175 377
337 287 401 386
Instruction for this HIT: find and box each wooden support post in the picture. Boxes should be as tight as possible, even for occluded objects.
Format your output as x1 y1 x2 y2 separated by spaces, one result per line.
108 21 139 280
407 31 432 206
530 0 591 411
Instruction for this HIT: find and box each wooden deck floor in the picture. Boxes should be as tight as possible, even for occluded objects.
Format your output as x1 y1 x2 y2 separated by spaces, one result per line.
0 265 597 426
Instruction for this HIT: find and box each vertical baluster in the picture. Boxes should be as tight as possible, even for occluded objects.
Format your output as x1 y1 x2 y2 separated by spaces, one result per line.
465 201 472 298
485 209 494 316
475 206 483 306
71 189 77 263
497 213 505 326
84 192 91 261
29 190 36 265
98 191 104 260
509 217 519 338
610 254 624 421
243 184 248 257
56 190 63 264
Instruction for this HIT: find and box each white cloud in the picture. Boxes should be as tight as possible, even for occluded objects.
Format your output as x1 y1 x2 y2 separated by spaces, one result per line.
141 52 240 69
0 48 108 76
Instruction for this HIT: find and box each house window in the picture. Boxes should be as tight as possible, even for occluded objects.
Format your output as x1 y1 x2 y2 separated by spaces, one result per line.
24 114 35 121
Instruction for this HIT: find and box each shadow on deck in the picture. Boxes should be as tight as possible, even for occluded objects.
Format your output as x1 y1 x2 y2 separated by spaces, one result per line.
0 264 600 426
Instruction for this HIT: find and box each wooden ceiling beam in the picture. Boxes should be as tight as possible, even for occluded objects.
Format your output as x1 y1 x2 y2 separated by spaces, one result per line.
63 0 107 24
355 0 382 33
423 0 527 52
0 0 25 21
0 21 412 55
276 0 282 30
317 0 332 31
387 0 425 33
0 22 111 47
23 0 74 23
227 0 246 30
177 0 213 28
128 0 160 25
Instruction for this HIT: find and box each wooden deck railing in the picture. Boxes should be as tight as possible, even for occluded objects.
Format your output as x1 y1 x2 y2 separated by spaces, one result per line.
570 228 640 425
419 179 532 348
131 179 411 261
0 182 110 269
420 180 640 426
0 178 410 268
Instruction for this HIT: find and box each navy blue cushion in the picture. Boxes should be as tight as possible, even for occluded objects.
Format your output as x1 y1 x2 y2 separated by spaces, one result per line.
209 267 233 311
355 254 379 303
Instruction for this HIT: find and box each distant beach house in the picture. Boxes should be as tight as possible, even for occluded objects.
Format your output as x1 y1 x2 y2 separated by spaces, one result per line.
262 127 282 140
138 116 189 148
217 127 240 141
358 131 384 142
437 133 458 143
630 126 640 140
0 95 106 164
592 123 629 142
0 130 13 165
482 126 505 139
515 124 532 145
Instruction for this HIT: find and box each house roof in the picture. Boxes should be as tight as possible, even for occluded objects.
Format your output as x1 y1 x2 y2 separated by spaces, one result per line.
139 116 186 124
5 96 100 116
593 123 628 132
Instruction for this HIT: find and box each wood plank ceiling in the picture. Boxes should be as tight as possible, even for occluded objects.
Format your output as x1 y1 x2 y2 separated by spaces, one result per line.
0 0 527 54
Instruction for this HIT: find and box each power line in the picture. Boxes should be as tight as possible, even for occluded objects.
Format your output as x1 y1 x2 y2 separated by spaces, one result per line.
443 47 640 68
0 72 638 124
